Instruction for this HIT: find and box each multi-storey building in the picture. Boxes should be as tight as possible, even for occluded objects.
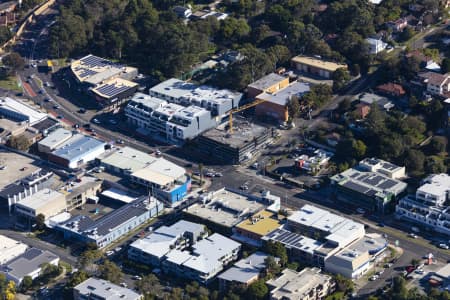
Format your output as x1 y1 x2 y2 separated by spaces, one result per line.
396 173 450 236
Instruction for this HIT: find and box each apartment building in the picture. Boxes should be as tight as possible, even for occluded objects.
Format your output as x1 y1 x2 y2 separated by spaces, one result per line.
266 268 334 300
396 173 450 236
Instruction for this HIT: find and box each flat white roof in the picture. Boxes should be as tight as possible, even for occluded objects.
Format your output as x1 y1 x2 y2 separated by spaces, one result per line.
419 174 450 196
257 81 310 106
100 146 157 174
75 277 142 300
131 157 185 186
153 103 185 117
150 78 196 99
52 134 106 162
127 93 167 110
38 128 73 149
0 97 47 125
248 73 287 91
16 188 64 210
101 188 137 204
184 85 241 105
0 235 28 265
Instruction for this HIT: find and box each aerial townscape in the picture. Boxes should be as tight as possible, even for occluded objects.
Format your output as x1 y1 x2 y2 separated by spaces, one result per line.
0 0 448 299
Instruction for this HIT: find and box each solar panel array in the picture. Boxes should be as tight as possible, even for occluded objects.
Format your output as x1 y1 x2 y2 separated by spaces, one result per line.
80 55 109 67
95 83 132 98
266 228 310 250
78 69 98 78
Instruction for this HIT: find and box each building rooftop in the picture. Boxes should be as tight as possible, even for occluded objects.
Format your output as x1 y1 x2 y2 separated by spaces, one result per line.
266 268 332 300
262 227 323 255
16 188 64 211
38 128 73 150
74 277 142 300
130 220 204 259
418 173 450 198
52 134 106 163
359 93 394 110
126 93 167 112
70 54 137 86
184 85 241 106
0 235 28 265
235 210 283 237
248 73 287 91
218 252 268 283
291 56 348 72
201 117 269 148
100 146 157 174
92 78 138 100
187 188 267 228
31 117 59 133
0 150 41 189
153 103 185 118
331 167 407 198
1 248 59 281
0 97 47 125
101 188 137 204
149 78 197 99
257 81 311 106
58 197 161 239
130 157 185 186
358 158 404 178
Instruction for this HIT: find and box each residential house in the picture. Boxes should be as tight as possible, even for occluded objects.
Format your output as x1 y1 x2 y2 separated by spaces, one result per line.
386 18 408 32
366 38 388 55
376 83 406 97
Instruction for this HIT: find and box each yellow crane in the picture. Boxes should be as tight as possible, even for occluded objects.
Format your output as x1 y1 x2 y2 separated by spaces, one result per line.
228 98 267 133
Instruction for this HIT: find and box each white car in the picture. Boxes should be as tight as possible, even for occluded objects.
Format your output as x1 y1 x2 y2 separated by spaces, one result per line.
93 118 100 124
369 275 379 281
439 243 449 249
408 233 418 239
106 250 114 256
415 269 424 275
356 208 365 214
120 282 127 288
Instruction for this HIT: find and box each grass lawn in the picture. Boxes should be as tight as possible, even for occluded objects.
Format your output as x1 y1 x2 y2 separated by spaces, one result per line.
0 76 22 92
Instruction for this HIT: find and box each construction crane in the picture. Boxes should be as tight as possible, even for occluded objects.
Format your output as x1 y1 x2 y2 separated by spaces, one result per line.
228 98 267 133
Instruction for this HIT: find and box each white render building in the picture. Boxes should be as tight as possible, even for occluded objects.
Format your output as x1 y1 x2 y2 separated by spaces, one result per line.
396 173 450 236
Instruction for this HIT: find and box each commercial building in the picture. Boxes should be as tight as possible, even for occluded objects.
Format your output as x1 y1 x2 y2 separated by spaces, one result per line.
396 173 450 236
0 248 59 285
266 268 334 300
255 81 311 123
218 252 269 290
14 188 66 221
59 176 102 210
366 38 388 55
125 93 167 129
128 220 207 267
73 277 143 300
263 205 387 278
37 128 73 153
287 205 365 248
232 210 284 247
162 233 241 284
70 54 138 107
48 134 107 169
99 146 159 175
247 73 290 99
0 97 47 126
56 196 163 248
185 188 279 235
196 118 272 164
331 159 407 213
291 56 348 79
0 235 28 265
91 77 139 107
130 159 190 205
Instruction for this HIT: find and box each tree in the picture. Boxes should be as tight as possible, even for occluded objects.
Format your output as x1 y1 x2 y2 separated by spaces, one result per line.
265 256 281 275
411 258 420 267
442 58 450 74
430 136 447 154
7 135 32 151
332 68 351 92
287 96 301 118
98 260 122 284
136 274 163 298
20 276 32 292
247 279 268 299
78 249 103 272
66 270 89 288
264 241 288 266
424 156 446 174
404 149 425 174
337 98 352 113
334 274 354 294
35 213 46 231
392 276 407 299
4 281 15 300
2 52 25 72
352 140 367 159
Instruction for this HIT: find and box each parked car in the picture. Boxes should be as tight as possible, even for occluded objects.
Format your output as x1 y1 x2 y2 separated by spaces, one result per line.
356 208 366 214
240 185 249 190
439 243 449 249
92 118 101 124
408 233 418 239
369 275 379 281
